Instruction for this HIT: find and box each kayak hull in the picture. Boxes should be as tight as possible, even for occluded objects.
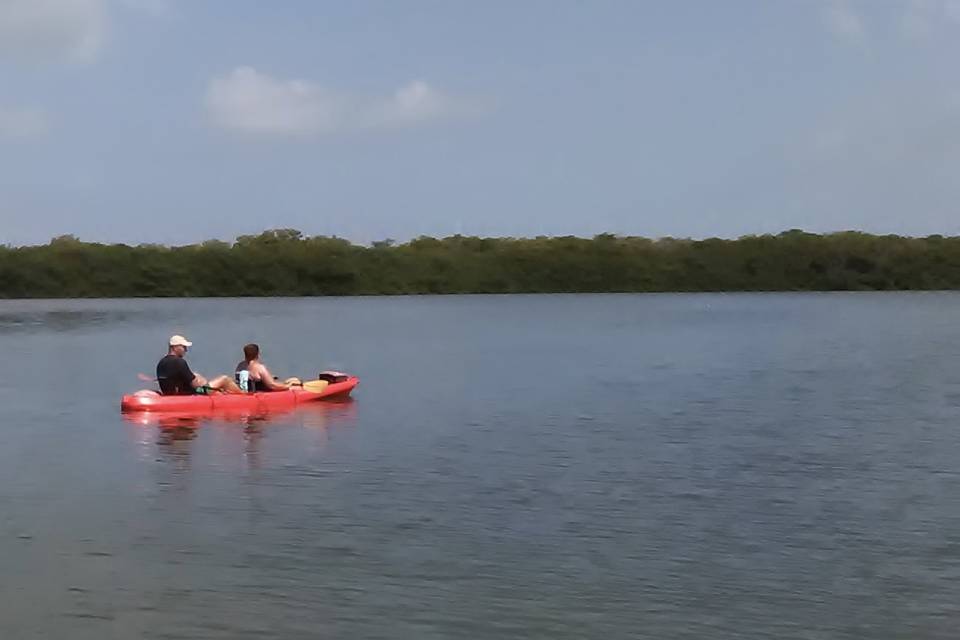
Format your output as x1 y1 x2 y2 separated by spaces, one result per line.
121 376 359 413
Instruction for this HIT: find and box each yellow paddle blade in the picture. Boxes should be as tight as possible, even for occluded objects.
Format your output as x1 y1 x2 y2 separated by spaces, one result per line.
301 380 329 393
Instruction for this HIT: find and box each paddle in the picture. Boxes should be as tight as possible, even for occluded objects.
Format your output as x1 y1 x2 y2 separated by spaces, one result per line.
258 377 327 393
138 373 156 382
300 379 329 393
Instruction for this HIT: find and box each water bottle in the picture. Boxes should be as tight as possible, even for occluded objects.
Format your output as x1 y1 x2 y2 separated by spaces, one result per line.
237 369 251 393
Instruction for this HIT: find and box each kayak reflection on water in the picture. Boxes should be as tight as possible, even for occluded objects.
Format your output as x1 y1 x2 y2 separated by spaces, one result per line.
125 398 357 481
122 396 358 432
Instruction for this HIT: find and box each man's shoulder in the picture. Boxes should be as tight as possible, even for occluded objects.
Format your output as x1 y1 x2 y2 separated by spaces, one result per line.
158 355 189 370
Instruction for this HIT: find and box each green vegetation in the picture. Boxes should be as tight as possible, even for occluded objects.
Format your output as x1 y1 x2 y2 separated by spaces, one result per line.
2 229 960 297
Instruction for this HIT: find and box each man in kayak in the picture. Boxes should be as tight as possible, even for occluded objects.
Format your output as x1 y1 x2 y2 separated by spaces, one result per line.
235 343 300 392
156 335 242 395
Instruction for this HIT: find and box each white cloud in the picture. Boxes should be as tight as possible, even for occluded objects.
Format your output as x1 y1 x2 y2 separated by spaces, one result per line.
204 68 343 135
946 0 960 21
363 81 455 128
822 1 867 45
0 0 107 63
900 0 934 39
0 107 49 138
793 89 960 228
900 0 960 38
204 67 483 137
115 0 167 16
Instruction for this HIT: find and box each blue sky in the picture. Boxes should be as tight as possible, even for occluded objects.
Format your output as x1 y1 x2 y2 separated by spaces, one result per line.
1 0 959 246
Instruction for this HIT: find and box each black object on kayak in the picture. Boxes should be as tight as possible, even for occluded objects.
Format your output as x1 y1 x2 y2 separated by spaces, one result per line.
318 371 350 383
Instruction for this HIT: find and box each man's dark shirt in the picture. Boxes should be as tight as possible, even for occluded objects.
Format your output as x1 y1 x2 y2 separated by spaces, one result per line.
156 355 195 395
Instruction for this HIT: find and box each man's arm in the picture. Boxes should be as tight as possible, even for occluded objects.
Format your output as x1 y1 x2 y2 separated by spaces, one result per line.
180 359 207 388
258 364 291 390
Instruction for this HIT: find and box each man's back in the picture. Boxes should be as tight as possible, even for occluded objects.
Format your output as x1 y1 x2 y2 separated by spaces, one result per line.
157 354 194 395
236 359 275 391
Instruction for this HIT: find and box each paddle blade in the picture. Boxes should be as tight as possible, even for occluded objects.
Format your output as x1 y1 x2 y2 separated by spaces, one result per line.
301 380 329 393
138 373 155 382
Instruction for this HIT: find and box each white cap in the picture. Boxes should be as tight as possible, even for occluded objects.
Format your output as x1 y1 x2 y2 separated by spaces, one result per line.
169 334 193 347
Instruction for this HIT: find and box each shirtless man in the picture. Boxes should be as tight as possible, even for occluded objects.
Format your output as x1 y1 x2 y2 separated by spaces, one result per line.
235 343 300 392
156 335 242 395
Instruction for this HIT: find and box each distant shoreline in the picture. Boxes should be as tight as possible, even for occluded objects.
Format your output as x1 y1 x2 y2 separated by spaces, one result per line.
1 229 958 298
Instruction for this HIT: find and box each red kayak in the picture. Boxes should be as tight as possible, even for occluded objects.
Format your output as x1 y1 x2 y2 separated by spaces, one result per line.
121 375 359 413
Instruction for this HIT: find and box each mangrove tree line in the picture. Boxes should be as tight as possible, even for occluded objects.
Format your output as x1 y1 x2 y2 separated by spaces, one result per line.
1 229 959 297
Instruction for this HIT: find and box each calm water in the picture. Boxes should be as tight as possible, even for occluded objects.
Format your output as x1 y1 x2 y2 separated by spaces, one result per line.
1 293 960 638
